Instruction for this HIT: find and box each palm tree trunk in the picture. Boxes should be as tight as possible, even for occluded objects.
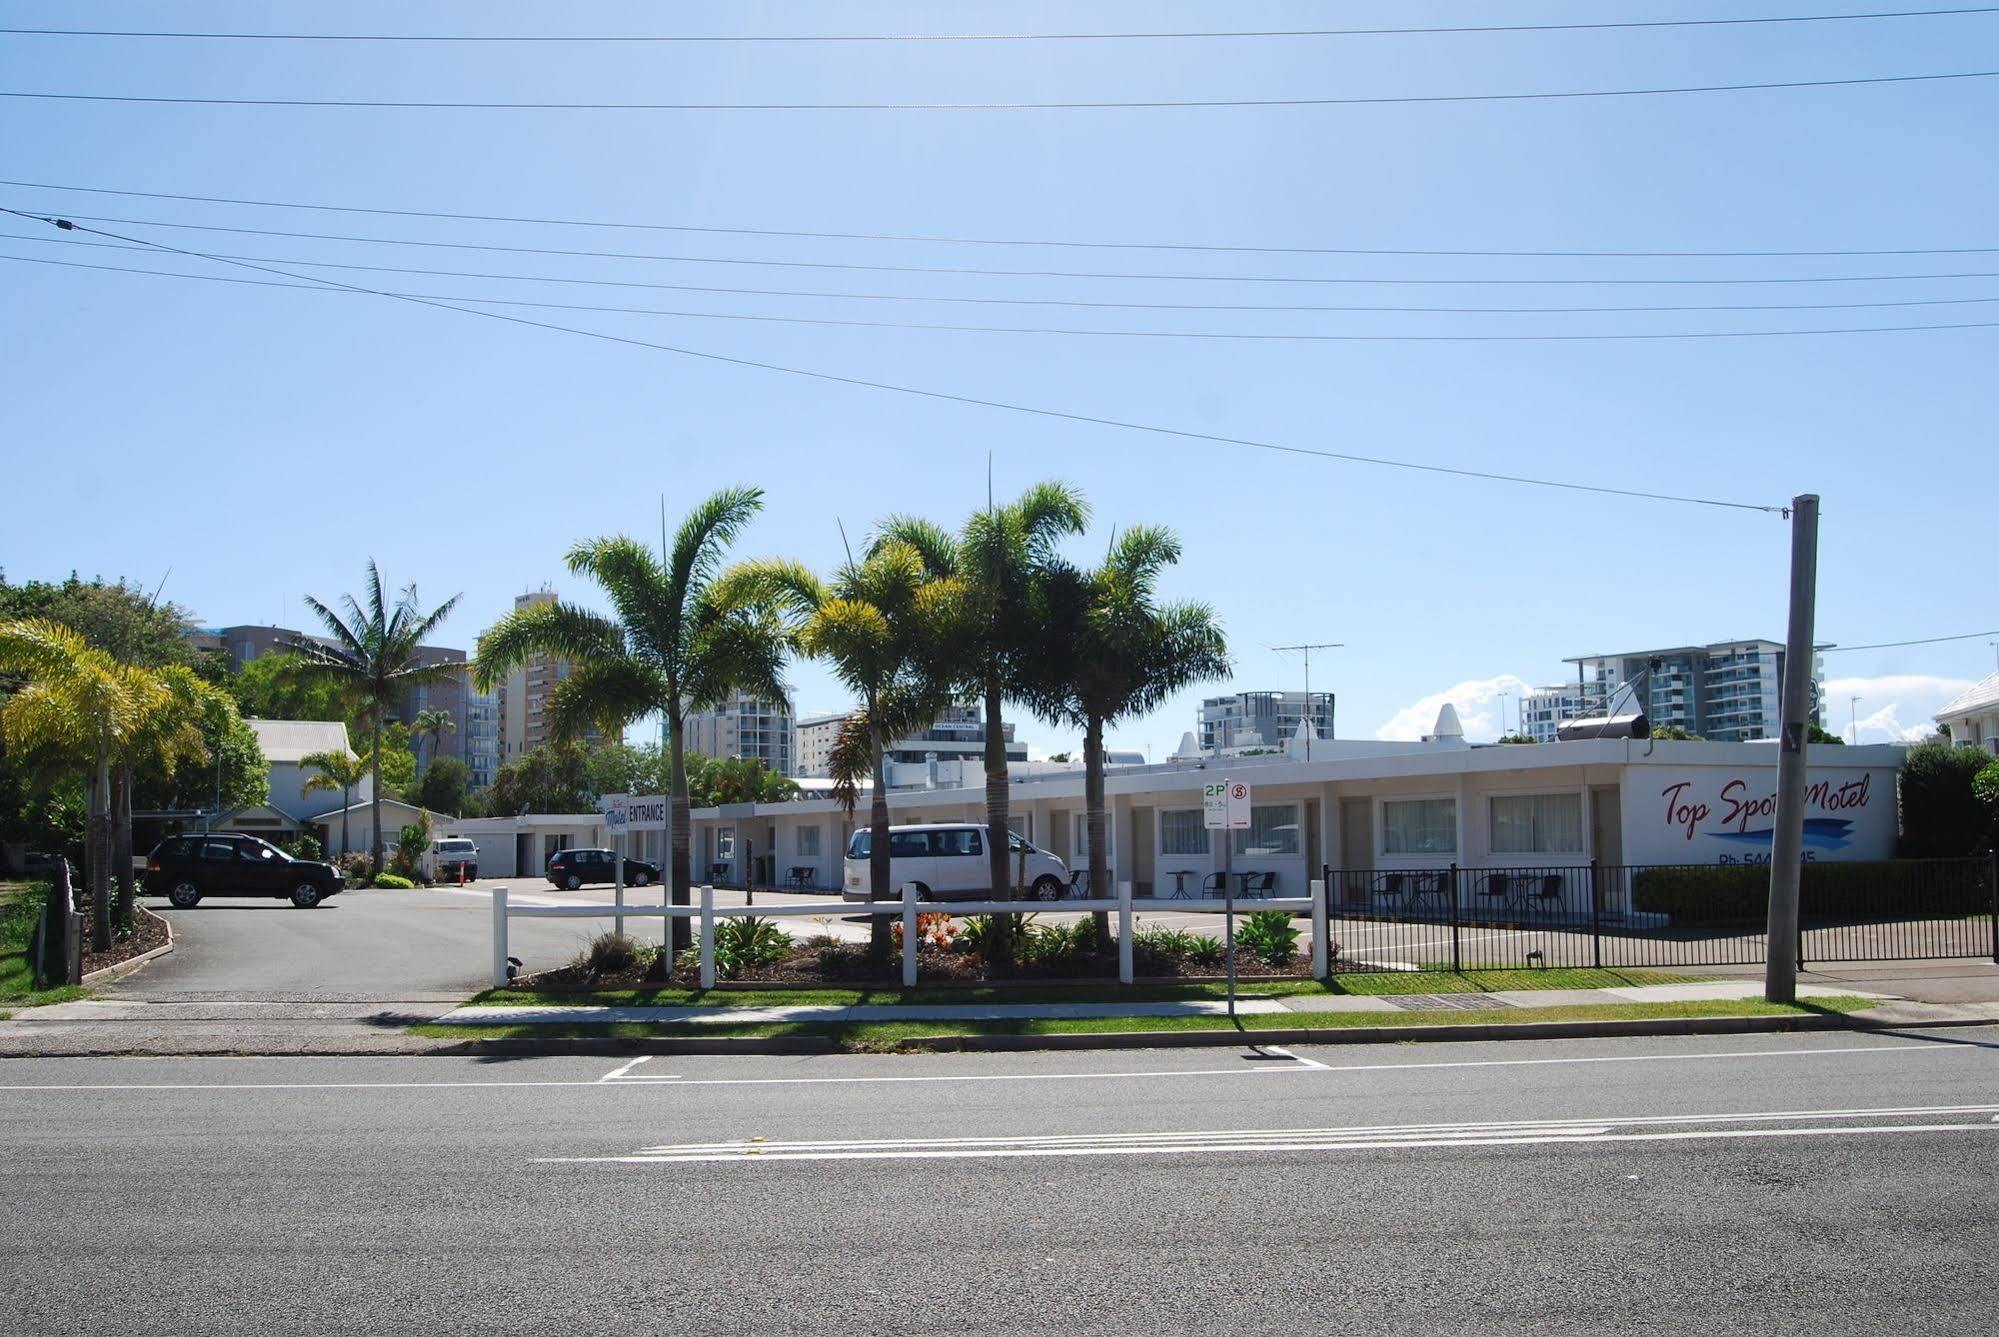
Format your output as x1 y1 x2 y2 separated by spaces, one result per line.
1084 714 1110 943
370 713 384 878
868 734 892 964
982 682 1015 959
666 707 691 954
341 780 352 859
113 762 136 934
88 754 113 952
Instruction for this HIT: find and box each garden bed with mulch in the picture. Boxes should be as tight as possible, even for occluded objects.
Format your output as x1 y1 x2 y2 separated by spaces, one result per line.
519 940 1313 993
78 905 171 978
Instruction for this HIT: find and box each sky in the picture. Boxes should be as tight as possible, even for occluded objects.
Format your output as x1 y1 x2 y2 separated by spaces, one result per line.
2 2 1994 758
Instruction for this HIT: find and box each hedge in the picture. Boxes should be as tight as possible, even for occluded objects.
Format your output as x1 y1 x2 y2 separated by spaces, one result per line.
1633 860 1992 926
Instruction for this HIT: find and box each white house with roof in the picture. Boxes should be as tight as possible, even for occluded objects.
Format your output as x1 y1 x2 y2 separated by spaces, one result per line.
1936 673 1999 755
199 719 373 842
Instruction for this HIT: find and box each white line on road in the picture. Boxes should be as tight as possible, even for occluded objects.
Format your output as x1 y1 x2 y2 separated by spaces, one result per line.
543 1103 1999 1165
0 1038 1982 1093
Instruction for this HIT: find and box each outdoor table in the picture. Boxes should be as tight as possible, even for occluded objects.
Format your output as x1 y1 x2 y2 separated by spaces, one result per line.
1405 874 1451 914
1169 870 1196 899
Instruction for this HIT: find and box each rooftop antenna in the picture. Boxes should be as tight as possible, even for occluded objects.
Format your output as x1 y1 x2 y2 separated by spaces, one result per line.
1270 642 1343 758
145 566 172 609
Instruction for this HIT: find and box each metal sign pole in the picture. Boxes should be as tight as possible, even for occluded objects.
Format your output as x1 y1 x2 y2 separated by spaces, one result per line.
1223 827 1236 1020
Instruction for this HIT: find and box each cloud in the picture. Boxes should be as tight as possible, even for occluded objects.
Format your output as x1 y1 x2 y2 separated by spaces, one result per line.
1376 674 1537 743
1822 673 1973 743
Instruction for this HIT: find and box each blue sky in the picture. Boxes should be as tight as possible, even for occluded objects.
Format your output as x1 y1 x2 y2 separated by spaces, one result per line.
2 2 1993 756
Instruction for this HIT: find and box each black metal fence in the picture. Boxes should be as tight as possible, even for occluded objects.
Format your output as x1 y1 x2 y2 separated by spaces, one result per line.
1319 856 1998 973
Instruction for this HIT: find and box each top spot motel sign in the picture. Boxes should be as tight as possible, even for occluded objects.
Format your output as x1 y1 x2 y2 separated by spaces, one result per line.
1203 779 1252 830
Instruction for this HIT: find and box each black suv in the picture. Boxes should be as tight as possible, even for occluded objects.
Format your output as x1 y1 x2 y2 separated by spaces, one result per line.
546 848 659 890
146 834 344 908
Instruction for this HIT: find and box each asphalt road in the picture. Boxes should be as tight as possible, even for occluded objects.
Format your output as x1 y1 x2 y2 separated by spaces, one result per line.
3 1028 1995 1334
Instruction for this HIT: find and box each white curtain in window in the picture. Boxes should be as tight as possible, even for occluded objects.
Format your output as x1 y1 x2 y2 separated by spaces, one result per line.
796 825 821 857
1233 805 1299 856
1490 793 1582 855
1382 799 1456 855
1160 809 1209 856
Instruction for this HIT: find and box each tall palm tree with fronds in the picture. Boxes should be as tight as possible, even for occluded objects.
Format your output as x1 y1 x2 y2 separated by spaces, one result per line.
473 486 794 951
1 619 159 949
292 563 462 876
299 748 370 858
878 483 1089 908
115 664 231 929
737 538 956 960
1026 527 1229 927
409 708 456 768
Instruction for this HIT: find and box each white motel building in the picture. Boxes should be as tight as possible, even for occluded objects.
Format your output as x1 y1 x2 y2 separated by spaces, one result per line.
446 707 1904 917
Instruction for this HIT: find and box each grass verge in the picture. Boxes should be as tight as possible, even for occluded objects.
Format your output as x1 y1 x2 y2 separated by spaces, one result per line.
413 995 1877 1053
470 966 1713 1010
0 881 91 1010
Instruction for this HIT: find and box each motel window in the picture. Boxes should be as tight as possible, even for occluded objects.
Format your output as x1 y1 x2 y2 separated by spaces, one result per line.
1233 804 1300 857
1160 809 1209 857
1382 798 1456 855
716 827 735 859
1490 793 1583 856
796 825 822 858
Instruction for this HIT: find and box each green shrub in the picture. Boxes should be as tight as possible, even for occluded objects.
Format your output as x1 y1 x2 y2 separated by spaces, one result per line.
1185 933 1225 967
714 915 792 977
1237 910 1301 967
1899 743 1996 857
276 832 324 862
1633 860 1990 925
577 931 642 976
955 913 1031 960
370 872 415 890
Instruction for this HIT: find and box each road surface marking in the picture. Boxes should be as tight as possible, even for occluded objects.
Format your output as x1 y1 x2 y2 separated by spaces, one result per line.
0 1037 1983 1093
543 1103 1999 1165
598 1056 680 1083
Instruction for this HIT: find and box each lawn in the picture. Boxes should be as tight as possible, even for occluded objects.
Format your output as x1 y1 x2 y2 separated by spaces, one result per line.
470 966 1712 1010
411 995 1879 1053
0 880 90 1010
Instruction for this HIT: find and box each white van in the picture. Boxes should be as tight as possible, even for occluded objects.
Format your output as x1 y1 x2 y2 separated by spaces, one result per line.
843 823 1068 903
422 837 481 883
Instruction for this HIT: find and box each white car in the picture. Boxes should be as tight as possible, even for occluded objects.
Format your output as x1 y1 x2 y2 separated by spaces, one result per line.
843 823 1069 903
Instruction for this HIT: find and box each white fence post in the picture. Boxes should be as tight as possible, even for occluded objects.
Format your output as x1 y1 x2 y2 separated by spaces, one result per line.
1310 878 1330 981
491 886 509 989
901 881 918 988
1118 880 1134 984
699 883 716 989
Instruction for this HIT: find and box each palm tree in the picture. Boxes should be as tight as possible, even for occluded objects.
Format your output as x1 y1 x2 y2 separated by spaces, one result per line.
879 483 1089 909
409 708 456 768
1026 527 1229 929
115 664 230 929
292 563 462 876
0 619 159 949
739 539 955 960
474 486 794 951
299 748 370 858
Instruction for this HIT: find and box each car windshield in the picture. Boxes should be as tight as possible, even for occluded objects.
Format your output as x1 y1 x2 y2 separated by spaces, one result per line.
847 831 870 859
438 840 476 854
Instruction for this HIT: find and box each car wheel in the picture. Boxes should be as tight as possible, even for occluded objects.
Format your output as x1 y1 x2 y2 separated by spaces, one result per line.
564 874 583 891
914 883 934 902
630 869 650 886
290 882 323 909
168 881 202 909
1033 875 1064 901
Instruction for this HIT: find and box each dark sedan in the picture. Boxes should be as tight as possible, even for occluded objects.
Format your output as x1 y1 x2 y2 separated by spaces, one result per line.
545 848 659 890
146 834 344 908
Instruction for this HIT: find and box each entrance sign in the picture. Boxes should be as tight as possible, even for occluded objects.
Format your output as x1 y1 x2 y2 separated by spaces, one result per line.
1204 779 1252 830
624 795 668 830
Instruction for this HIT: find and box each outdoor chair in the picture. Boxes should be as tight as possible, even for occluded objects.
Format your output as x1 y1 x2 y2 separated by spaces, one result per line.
1201 871 1228 896
1524 874 1564 917
1474 872 1512 917
1239 870 1277 898
707 862 731 885
1066 868 1091 899
1371 872 1407 913
786 866 814 890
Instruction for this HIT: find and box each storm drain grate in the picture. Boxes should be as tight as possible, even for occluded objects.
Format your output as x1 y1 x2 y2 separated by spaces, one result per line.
1388 993 1517 1011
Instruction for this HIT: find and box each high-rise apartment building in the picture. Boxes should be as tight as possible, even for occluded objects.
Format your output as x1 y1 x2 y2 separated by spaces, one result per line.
1519 639 1825 743
790 703 1027 779
686 689 794 775
495 589 599 762
1198 691 1334 752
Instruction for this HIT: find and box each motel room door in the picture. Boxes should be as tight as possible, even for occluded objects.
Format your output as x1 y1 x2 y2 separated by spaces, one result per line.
1590 787 1623 865
1339 799 1372 907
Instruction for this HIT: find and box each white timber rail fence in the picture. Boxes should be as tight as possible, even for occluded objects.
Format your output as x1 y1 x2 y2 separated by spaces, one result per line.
491 881 1332 990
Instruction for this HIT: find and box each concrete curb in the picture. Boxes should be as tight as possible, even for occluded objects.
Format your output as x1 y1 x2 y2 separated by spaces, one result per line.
80 912 173 986
895 1011 1999 1054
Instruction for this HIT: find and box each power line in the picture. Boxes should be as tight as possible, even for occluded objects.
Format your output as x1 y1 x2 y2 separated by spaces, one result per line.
5 69 1997 111
1821 630 1999 652
18 246 1999 318
12 248 1999 342
9 177 1994 259
18 214 1999 288
4 8 1993 43
0 205 1785 514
